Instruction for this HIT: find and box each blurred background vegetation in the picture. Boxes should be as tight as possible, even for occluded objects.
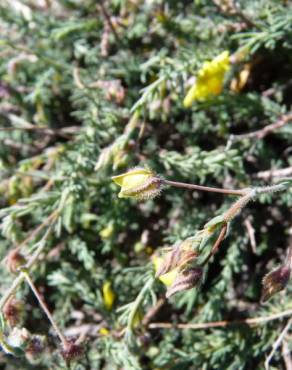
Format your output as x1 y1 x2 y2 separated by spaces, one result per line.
0 0 292 369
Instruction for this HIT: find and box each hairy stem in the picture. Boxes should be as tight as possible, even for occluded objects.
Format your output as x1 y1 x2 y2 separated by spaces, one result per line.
162 179 249 196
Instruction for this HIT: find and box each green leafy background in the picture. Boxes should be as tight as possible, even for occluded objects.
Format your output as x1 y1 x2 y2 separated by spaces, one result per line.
0 0 291 369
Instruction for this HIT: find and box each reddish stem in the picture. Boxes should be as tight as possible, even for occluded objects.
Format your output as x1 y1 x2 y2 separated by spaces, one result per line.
163 179 248 196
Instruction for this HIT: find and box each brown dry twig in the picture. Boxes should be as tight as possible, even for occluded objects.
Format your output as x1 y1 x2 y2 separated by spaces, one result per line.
148 308 292 331
97 2 121 44
254 166 292 181
265 317 292 370
230 113 292 142
244 218 257 253
142 298 166 327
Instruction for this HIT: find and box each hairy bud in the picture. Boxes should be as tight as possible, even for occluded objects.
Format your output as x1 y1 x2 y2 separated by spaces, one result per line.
261 264 291 302
112 167 162 200
155 243 197 278
166 267 203 298
7 248 26 274
61 340 84 363
3 298 24 327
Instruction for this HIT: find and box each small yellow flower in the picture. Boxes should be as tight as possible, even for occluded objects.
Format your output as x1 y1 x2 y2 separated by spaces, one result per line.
99 327 110 336
112 167 162 200
102 281 116 310
100 224 114 239
183 51 230 107
131 309 143 329
152 255 178 287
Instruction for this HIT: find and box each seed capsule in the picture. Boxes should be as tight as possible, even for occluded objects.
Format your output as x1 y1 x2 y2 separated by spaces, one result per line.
112 167 162 200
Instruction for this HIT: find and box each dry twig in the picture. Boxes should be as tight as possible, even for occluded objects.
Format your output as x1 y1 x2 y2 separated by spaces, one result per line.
148 308 292 330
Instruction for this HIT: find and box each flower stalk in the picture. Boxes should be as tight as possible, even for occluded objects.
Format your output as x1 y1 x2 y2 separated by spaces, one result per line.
21 270 69 348
162 179 249 196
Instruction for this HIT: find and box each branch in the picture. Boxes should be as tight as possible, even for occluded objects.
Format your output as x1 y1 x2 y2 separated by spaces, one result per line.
148 308 292 330
265 318 292 370
0 210 59 311
97 2 121 44
162 179 249 196
282 340 292 370
202 224 228 265
230 113 292 142
22 270 69 348
0 227 52 311
254 167 292 180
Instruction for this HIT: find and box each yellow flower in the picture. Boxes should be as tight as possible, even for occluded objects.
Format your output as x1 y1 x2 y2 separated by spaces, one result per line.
131 309 143 329
112 167 162 200
183 51 230 107
102 281 116 310
100 224 114 239
152 255 178 287
99 327 110 336
230 63 251 92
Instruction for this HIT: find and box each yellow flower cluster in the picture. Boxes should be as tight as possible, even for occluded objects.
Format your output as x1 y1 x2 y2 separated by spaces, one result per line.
183 51 230 107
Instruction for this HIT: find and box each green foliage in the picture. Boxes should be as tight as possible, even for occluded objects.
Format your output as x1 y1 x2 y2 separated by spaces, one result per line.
0 0 292 369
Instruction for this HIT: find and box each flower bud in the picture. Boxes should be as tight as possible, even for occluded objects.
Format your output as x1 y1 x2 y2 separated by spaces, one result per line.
261 264 291 302
155 243 197 278
25 335 46 362
152 255 178 287
61 340 84 363
166 267 203 298
102 281 116 310
7 248 26 274
99 223 114 239
3 298 24 327
112 167 162 200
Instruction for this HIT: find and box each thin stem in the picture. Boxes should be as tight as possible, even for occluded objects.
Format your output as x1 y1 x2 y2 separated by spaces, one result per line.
162 179 249 196
265 317 292 370
202 224 228 266
0 225 54 311
148 308 292 330
0 211 58 311
18 210 59 251
22 270 68 348
163 179 291 198
127 277 154 332
0 274 25 312
0 125 78 137
229 113 292 142
255 182 290 195
97 2 121 44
